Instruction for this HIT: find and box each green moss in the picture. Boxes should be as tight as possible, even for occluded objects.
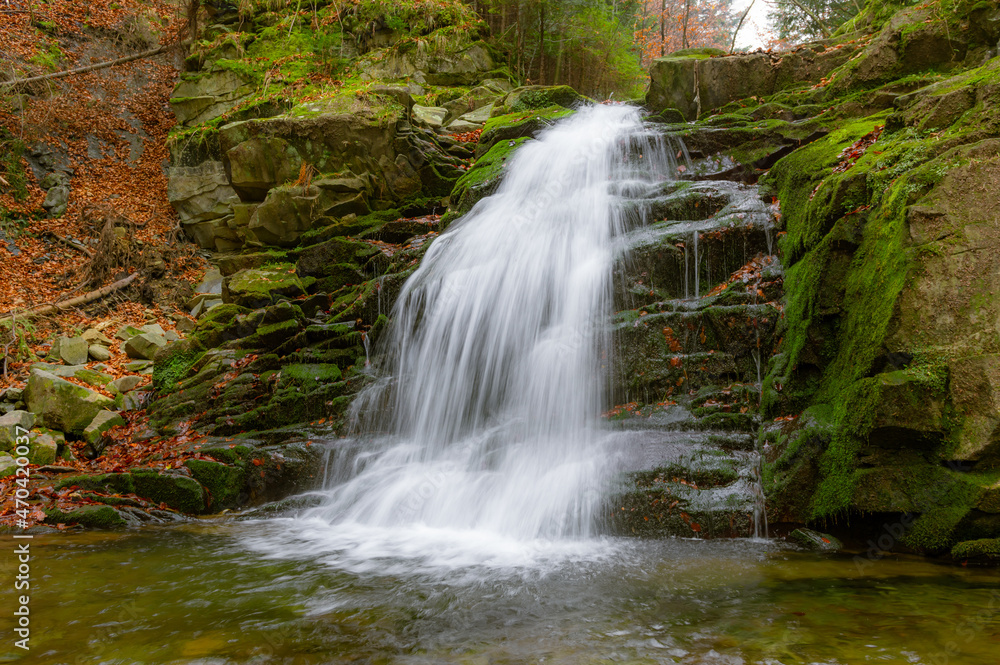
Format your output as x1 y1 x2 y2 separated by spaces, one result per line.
951 537 1000 560
451 136 530 210
153 347 206 394
43 505 125 528
129 469 207 514
184 458 245 509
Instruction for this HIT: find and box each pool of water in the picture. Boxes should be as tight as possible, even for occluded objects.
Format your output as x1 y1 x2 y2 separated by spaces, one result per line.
2 519 999 664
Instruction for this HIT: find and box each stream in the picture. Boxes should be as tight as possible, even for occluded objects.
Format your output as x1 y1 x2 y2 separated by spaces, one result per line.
3 526 999 664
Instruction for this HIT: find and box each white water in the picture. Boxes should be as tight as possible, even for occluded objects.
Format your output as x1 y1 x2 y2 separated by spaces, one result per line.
280 105 676 566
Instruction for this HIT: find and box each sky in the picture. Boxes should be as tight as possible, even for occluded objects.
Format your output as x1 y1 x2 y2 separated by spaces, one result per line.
731 0 775 50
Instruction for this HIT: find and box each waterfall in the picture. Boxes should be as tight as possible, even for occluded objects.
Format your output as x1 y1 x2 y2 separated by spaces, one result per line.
301 105 676 546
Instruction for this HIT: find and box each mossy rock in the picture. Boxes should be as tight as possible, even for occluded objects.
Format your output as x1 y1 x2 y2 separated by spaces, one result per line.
43 505 126 528
223 264 312 309
493 85 588 116
951 537 1000 561
477 105 573 156
184 458 246 509
453 136 531 212
129 469 207 514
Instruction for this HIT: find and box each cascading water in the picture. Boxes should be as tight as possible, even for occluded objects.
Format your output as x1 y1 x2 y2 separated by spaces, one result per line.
269 105 677 564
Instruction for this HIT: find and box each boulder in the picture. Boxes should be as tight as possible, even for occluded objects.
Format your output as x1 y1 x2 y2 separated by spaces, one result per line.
195 268 224 295
25 369 115 436
412 104 448 129
0 454 16 478
28 431 58 465
492 85 586 116
88 344 112 362
167 161 238 225
42 185 70 217
223 265 310 309
124 333 168 360
81 329 113 345
125 360 153 373
358 35 495 85
169 69 255 126
0 410 34 452
83 410 126 452
58 336 89 365
110 376 144 393
443 119 481 134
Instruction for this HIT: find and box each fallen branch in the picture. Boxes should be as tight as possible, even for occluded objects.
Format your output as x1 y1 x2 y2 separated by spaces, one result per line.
1 272 139 321
0 45 170 89
42 230 95 258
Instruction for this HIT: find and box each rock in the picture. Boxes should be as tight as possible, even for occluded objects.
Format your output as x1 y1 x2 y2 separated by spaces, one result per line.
442 119 481 133
4 387 23 402
0 454 17 478
58 336 89 365
458 104 493 124
88 344 112 362
493 85 586 116
130 468 207 513
358 34 495 85
28 431 58 465
224 265 310 309
81 328 113 345
140 323 166 336
116 325 146 341
0 410 34 452
43 504 127 528
169 69 255 126
124 333 168 360
225 137 302 200
164 330 181 342
42 185 70 217
83 410 126 451
39 171 70 189
951 538 1000 562
789 528 842 551
110 376 144 393
28 363 114 390
167 161 238 227
174 318 197 333
121 390 152 411
25 369 115 436
125 360 154 372
412 104 448 129
645 44 858 120
195 268 224 295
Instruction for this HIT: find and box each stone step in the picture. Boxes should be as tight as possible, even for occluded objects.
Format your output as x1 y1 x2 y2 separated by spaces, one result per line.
612 303 780 398
600 429 762 538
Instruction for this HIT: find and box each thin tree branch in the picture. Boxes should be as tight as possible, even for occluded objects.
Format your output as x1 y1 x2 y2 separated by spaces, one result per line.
0 44 171 90
730 0 757 53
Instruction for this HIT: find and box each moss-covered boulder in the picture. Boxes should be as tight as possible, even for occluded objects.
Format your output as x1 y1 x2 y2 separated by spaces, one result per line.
25 369 115 436
223 265 312 309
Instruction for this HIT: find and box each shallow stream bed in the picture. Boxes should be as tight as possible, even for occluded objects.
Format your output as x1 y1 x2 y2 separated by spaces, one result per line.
2 522 998 664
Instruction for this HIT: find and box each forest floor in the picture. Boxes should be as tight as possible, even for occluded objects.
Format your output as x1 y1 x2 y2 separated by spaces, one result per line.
0 0 206 392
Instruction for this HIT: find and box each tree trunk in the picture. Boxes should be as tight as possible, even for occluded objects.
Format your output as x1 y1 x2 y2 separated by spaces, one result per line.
538 0 546 84
660 0 667 57
682 0 691 49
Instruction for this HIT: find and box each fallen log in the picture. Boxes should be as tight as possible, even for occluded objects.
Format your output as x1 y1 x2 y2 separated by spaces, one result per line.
1 272 139 321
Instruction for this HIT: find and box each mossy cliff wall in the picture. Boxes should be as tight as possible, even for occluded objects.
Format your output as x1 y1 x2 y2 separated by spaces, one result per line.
648 0 1000 556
